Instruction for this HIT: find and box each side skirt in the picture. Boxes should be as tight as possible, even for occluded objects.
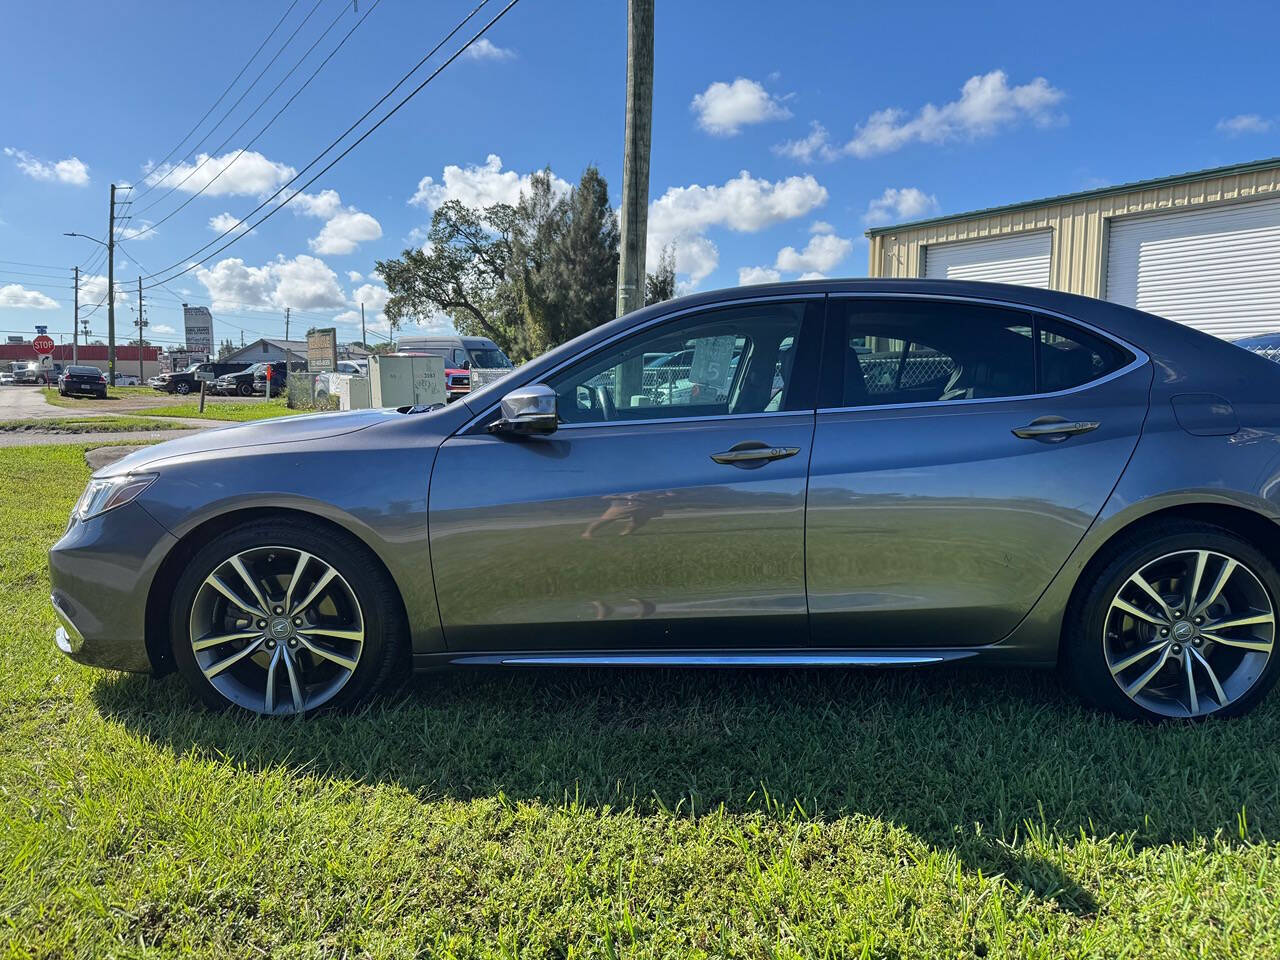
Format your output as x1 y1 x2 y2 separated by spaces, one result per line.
415 648 981 669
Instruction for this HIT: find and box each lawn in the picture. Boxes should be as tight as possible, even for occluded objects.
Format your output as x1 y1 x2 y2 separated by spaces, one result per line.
0 415 186 433
1 444 1278 957
40 386 302 422
142 397 301 421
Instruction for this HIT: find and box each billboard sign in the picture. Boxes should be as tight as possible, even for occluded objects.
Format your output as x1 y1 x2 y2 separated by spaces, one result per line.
183 305 214 357
307 328 338 373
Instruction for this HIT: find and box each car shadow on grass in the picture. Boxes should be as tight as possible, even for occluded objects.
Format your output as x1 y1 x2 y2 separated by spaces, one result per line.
93 663 1280 915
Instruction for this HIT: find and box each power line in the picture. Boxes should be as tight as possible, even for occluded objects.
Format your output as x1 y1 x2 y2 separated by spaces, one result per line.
135 0 332 219
129 0 380 240
0 257 69 270
141 0 514 288
127 0 305 205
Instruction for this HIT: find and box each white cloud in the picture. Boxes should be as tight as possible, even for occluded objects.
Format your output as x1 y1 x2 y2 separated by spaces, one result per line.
409 154 571 211
797 271 826 281
152 324 176 335
310 209 382 255
737 266 782 286
4 147 89 185
774 122 836 163
647 171 829 285
195 254 346 312
776 71 1064 161
463 38 515 61
116 220 156 241
290 189 343 219
334 280 395 333
775 232 853 273
864 187 941 226
1218 113 1272 135
347 270 363 283
691 77 791 135
77 274 132 308
809 220 835 234
846 71 1065 157
208 212 252 234
144 150 295 197
0 284 59 309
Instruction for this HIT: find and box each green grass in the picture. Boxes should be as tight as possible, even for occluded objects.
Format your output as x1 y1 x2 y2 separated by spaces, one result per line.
143 397 301 421
0 415 186 433
40 385 156 407
2 444 1279 957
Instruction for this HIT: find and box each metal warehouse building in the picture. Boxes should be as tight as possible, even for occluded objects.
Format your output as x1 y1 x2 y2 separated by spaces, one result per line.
866 156 1280 340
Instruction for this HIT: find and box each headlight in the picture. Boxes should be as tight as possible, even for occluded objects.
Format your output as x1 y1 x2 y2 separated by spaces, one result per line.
74 474 157 521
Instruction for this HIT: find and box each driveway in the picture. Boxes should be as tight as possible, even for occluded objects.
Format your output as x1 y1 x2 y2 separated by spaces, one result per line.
0 385 83 420
0 385 217 446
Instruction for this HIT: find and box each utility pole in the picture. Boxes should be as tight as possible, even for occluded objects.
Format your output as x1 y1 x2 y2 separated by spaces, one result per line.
360 302 366 350
106 183 118 385
284 306 290 342
615 0 654 318
72 266 79 364
136 276 147 383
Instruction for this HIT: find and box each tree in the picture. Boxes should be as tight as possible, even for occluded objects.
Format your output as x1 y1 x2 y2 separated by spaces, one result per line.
378 165 676 364
216 338 236 360
646 243 676 305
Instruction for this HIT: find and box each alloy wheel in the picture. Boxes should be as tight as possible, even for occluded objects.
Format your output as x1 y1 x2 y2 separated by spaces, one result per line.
1103 549 1274 717
188 545 364 715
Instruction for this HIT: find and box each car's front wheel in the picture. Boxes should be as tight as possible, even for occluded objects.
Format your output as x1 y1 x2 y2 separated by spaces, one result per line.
174 382 191 395
238 383 253 396
1064 520 1280 720
169 519 406 715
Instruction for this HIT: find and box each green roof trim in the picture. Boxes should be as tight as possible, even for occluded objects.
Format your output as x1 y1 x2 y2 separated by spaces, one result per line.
864 155 1280 237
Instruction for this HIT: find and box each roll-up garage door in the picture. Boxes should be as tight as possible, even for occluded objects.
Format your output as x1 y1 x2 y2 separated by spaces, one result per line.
922 231 1052 287
1105 195 1280 339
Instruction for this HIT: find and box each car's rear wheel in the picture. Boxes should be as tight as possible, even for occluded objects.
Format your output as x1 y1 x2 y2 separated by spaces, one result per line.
169 519 406 715
1064 521 1280 720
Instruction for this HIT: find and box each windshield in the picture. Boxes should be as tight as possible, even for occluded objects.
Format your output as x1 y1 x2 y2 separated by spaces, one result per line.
182 363 202 373
468 348 512 369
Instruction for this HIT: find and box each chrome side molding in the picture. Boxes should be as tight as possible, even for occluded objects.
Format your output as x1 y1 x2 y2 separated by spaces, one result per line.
448 650 977 667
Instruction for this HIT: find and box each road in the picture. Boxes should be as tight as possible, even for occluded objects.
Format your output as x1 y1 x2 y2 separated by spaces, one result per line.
0 385 216 447
0 385 84 420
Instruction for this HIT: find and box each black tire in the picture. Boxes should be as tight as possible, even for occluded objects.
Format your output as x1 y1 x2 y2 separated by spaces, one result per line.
1063 519 1280 721
175 382 191 395
238 383 253 397
169 518 408 715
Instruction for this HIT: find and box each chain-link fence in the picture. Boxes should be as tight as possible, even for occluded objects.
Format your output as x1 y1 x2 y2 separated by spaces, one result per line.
859 354 956 394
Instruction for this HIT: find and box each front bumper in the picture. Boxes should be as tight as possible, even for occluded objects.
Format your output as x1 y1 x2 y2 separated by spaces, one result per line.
49 501 178 673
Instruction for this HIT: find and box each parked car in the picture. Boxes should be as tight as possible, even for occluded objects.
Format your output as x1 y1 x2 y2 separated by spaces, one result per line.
0 372 14 386
113 373 142 386
252 361 303 396
312 360 366 403
13 361 62 385
396 335 512 401
48 279 1280 720
152 361 251 395
212 363 266 397
57 365 108 398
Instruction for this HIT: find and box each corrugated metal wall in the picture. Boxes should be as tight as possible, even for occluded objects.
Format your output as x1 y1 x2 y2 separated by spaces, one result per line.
868 164 1280 299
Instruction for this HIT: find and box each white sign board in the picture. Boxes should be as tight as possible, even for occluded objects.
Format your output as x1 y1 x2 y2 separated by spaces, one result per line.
689 336 736 392
183 305 214 355
194 370 216 382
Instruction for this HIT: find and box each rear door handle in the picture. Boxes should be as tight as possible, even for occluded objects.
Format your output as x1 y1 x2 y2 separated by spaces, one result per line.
710 443 801 466
1011 416 1100 440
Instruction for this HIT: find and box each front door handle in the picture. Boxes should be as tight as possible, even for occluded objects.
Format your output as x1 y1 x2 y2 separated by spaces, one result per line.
710 442 801 466
1011 416 1100 441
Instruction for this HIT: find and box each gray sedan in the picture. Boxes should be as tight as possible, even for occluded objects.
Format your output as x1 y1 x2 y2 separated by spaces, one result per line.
50 279 1280 720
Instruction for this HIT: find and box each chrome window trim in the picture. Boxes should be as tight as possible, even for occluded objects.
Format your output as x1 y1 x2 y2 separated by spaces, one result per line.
820 292 1150 416
554 408 813 431
456 292 826 435
454 290 1150 434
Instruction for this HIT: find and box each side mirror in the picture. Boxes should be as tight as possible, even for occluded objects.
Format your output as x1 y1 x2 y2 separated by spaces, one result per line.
490 383 558 436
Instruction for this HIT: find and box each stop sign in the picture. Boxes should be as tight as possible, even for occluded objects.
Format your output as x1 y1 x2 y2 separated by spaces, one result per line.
32 334 55 355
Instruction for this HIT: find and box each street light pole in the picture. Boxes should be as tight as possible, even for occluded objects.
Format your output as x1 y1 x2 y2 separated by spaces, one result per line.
72 266 79 365
136 276 147 383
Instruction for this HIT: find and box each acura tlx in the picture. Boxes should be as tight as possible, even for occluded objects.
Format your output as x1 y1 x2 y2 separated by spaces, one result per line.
50 279 1280 720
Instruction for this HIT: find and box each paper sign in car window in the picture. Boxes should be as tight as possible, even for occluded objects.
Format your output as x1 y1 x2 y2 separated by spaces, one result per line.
689 335 737 394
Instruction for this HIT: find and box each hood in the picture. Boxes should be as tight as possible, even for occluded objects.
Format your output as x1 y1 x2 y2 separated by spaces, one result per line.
96 407 400 477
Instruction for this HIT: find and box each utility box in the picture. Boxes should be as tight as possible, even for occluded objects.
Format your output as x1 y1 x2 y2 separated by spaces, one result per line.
369 354 446 408
338 375 372 411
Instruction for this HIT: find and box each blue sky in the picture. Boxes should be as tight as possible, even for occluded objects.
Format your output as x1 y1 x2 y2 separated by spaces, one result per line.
2 0 1278 350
